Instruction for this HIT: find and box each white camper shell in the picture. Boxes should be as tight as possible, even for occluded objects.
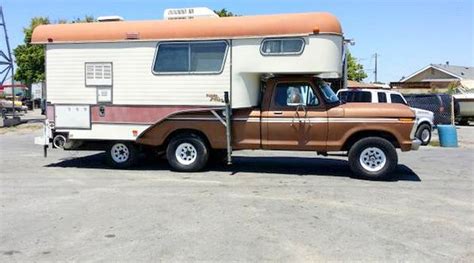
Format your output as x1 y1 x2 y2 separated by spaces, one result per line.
32 11 344 142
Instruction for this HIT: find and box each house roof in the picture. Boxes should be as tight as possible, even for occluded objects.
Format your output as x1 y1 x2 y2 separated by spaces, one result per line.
347 80 380 89
401 64 474 82
430 64 474 79
31 12 342 44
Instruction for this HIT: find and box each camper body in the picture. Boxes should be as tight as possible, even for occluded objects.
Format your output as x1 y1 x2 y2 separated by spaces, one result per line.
33 11 419 179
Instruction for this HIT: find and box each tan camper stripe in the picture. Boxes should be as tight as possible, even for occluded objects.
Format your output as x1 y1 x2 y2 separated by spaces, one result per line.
167 117 402 123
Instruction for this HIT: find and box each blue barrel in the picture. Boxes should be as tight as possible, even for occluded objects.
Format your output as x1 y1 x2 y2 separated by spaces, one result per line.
437 125 458 147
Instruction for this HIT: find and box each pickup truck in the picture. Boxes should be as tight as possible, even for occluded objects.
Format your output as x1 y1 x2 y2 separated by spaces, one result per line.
117 76 419 180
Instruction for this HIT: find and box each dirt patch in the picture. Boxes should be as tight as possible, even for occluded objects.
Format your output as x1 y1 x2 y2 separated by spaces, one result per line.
0 123 42 135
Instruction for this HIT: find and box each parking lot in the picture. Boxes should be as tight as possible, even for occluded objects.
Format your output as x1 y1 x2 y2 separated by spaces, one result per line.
0 125 473 261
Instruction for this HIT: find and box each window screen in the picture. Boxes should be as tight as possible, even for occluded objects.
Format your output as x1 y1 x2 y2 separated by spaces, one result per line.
85 63 112 86
261 38 304 55
378 92 387 103
190 42 227 72
153 41 227 74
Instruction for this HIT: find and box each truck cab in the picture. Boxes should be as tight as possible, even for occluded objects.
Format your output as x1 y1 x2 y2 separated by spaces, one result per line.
134 75 419 180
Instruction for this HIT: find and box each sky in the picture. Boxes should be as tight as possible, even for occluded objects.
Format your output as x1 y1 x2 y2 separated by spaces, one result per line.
1 0 473 83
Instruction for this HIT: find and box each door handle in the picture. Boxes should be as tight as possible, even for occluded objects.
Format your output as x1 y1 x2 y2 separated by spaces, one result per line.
273 111 283 115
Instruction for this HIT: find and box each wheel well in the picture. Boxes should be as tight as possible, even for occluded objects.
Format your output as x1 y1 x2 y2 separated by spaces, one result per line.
417 121 432 130
342 130 399 151
164 129 211 149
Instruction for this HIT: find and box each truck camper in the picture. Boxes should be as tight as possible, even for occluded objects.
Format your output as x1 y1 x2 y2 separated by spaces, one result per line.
33 8 420 179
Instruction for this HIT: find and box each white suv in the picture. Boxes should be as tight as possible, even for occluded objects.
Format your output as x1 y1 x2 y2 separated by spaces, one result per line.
337 88 434 145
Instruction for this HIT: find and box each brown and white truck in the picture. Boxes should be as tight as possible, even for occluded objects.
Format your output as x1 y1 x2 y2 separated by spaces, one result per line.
32 8 420 179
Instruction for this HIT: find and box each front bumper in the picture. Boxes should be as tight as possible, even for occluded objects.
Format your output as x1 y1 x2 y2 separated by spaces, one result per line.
411 139 422 151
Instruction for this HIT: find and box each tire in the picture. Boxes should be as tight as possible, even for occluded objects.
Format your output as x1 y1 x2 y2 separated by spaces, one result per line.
348 137 398 180
459 118 469 126
106 142 138 169
166 133 209 172
415 123 432 146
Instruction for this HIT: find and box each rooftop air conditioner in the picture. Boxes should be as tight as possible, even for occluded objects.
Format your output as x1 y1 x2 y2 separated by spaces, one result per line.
164 7 218 20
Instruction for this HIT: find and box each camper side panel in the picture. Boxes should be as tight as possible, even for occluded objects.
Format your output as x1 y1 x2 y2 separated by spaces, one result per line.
231 34 343 107
46 42 230 106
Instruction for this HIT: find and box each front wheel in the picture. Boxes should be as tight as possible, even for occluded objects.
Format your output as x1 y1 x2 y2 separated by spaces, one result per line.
348 137 398 180
416 123 432 146
166 133 209 172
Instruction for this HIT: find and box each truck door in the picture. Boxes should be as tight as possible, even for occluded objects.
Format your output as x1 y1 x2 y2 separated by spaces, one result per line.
262 80 328 151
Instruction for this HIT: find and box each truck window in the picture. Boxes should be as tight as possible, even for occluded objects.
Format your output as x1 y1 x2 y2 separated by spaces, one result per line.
377 92 387 103
274 83 319 107
390 94 407 105
338 91 371 103
317 80 339 103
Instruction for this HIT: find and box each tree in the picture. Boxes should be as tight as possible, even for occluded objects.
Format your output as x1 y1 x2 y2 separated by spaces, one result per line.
214 8 237 17
13 16 94 86
346 52 367 82
13 17 50 86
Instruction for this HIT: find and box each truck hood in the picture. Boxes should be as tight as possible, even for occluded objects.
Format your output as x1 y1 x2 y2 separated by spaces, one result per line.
410 107 434 118
328 103 415 118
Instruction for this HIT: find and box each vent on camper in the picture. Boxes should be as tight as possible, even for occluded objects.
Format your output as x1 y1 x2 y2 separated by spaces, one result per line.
164 7 218 20
97 16 124 22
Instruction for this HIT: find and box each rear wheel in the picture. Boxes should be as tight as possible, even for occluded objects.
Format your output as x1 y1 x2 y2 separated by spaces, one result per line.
166 133 209 172
106 142 138 169
348 137 398 180
416 123 432 145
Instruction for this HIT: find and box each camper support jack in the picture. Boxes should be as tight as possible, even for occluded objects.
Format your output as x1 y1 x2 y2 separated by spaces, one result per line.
209 92 232 165
224 92 232 165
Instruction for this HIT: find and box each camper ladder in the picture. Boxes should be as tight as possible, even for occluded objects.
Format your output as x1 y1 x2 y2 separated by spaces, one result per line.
210 92 232 165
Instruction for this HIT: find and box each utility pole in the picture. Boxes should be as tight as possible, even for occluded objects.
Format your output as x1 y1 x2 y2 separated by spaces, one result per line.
0 6 15 118
373 52 378 83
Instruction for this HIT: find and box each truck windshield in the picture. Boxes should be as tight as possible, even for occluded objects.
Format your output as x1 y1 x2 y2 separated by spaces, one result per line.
317 80 339 103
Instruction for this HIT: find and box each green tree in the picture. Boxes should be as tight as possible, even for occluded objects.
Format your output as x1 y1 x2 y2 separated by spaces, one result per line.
214 8 237 17
346 52 367 82
13 16 94 86
13 17 50 86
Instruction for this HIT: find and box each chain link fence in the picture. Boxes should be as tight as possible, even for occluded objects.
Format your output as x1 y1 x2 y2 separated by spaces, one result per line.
403 94 458 125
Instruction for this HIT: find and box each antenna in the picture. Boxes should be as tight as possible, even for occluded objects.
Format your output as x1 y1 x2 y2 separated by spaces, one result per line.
0 6 16 117
373 52 378 83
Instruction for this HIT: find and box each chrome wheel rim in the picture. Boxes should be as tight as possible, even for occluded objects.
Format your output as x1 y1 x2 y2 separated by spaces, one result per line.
111 143 130 163
175 143 197 165
359 147 386 172
421 129 430 142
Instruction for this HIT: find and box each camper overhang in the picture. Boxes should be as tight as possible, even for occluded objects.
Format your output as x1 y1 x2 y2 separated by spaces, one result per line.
31 12 342 44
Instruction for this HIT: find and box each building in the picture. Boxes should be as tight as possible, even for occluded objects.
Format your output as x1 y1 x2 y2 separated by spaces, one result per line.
390 63 474 94
347 80 390 89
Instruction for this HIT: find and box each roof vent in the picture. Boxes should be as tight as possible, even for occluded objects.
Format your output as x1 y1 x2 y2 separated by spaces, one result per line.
97 16 124 22
164 7 218 20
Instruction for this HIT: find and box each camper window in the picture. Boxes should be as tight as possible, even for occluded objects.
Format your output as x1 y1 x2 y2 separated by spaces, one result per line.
153 41 228 74
261 38 304 55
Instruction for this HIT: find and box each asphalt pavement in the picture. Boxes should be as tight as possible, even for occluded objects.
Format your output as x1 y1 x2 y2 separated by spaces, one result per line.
0 127 473 262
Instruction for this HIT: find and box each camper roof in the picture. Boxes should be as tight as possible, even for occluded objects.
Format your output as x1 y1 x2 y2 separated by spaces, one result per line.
31 12 342 44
